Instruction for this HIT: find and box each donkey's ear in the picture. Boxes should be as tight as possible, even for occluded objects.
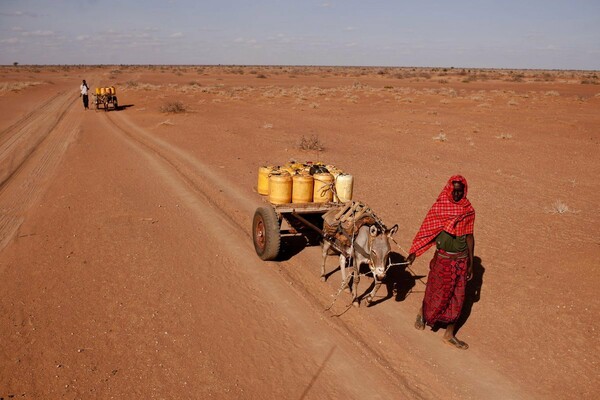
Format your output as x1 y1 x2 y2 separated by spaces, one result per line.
369 225 378 236
388 224 398 236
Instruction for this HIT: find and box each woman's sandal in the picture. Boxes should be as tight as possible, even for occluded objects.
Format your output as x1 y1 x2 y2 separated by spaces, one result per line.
414 314 425 330
445 337 469 350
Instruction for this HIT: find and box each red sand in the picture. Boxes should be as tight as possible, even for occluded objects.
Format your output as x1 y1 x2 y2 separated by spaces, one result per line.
0 65 598 399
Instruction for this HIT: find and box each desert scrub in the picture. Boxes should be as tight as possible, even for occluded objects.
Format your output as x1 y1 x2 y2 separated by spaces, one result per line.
432 132 447 142
0 81 43 93
160 101 186 113
547 200 575 214
299 135 324 151
510 73 524 82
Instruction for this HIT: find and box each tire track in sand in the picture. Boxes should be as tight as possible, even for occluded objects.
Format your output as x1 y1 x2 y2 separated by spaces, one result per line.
98 111 419 399
0 91 76 188
102 111 528 400
0 91 80 254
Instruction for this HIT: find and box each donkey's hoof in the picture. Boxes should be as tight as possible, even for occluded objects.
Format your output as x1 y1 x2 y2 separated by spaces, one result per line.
352 300 360 308
320 276 326 282
344 287 351 293
365 295 373 304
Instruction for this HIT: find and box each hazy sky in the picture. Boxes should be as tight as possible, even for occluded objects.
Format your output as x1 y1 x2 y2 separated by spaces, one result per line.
1 0 598 69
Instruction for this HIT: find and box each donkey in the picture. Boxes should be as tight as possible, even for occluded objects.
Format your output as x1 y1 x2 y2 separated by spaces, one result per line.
321 223 398 307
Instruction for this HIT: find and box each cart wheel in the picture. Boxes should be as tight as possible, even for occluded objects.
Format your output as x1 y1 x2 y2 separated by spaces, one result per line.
113 97 118 109
253 206 280 261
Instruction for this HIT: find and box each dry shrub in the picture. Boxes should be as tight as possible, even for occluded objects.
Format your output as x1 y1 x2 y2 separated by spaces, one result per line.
256 74 267 79
432 132 447 142
160 101 186 113
547 200 573 214
510 73 525 82
299 135 324 151
535 72 555 82
126 82 161 91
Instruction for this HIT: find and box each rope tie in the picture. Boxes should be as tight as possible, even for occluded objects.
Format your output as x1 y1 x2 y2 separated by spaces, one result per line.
391 237 427 286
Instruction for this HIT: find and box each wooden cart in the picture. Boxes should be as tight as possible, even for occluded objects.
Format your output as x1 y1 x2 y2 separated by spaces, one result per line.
252 202 344 261
94 89 118 111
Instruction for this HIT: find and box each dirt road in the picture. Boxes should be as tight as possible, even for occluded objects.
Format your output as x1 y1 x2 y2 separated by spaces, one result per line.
1 66 598 399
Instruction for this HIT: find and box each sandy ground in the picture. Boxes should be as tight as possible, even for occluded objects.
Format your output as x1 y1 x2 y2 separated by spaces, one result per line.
0 65 598 399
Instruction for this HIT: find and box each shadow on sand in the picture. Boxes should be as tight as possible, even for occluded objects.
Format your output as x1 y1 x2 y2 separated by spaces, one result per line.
455 256 485 333
277 214 324 261
114 104 134 111
359 251 427 307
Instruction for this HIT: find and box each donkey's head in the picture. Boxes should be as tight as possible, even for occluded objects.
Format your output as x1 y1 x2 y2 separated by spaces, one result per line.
367 224 398 280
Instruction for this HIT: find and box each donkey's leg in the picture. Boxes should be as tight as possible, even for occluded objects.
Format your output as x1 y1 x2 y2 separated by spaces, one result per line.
339 254 351 293
351 263 361 307
366 278 383 305
320 241 331 282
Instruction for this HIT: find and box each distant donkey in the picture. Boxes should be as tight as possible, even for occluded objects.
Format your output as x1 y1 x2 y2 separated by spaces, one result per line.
321 223 398 307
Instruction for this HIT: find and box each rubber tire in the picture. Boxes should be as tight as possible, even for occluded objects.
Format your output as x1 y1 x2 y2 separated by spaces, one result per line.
253 206 280 261
113 97 118 110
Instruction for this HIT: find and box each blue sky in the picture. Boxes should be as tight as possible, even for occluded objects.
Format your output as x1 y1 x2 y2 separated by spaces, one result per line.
1 0 598 69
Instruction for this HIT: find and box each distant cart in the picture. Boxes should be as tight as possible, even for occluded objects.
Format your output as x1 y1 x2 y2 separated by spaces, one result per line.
94 86 118 111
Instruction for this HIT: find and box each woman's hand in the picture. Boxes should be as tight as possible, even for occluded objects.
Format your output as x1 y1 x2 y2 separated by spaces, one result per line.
467 263 473 281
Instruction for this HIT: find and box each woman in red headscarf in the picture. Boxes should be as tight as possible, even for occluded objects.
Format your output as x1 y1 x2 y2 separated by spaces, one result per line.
406 175 475 350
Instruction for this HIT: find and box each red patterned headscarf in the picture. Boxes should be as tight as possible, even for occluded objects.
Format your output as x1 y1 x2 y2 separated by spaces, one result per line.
409 175 475 256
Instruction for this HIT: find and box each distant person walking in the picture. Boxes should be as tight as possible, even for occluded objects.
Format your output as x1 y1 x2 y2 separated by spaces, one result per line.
80 79 89 110
407 175 475 350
